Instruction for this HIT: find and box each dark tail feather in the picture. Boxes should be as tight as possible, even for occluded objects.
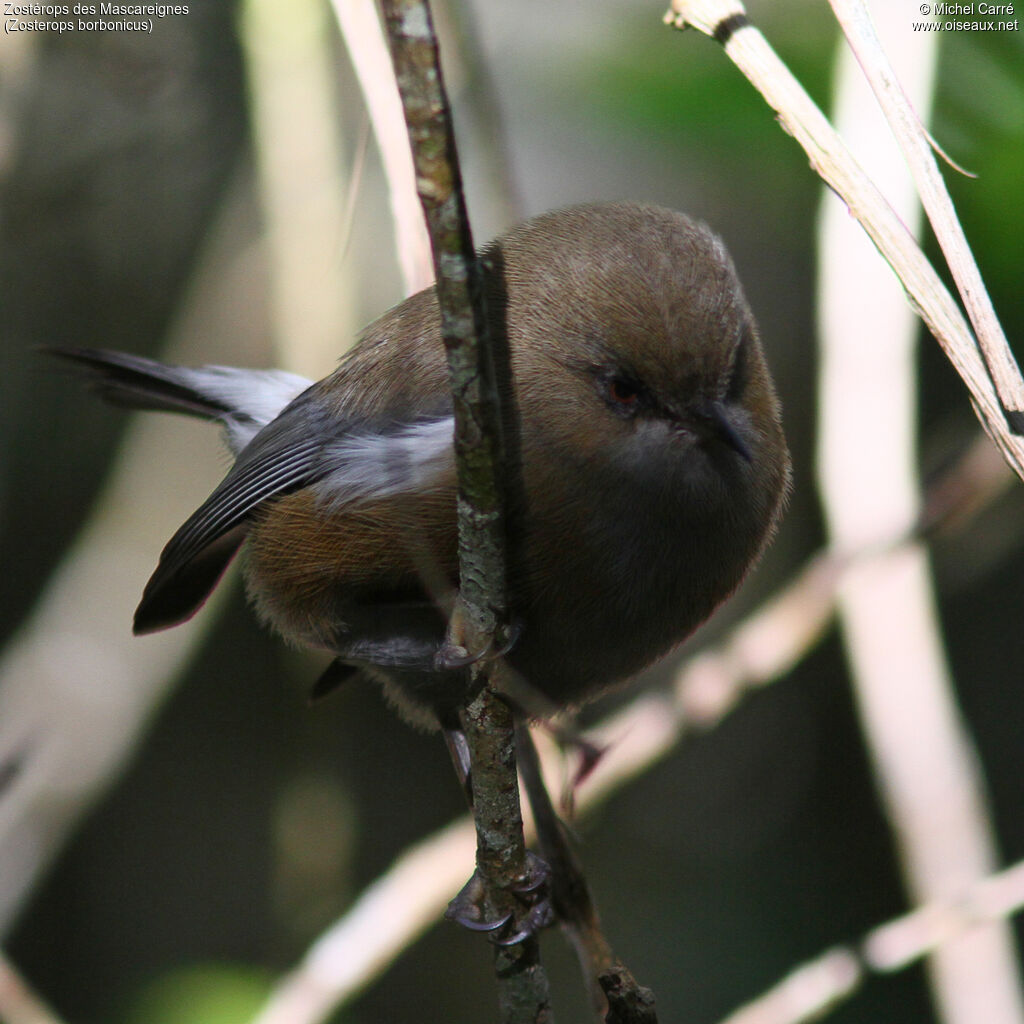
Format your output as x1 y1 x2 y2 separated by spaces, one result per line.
44 347 237 422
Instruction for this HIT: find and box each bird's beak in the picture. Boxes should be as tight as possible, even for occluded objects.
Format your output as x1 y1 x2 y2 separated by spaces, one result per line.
697 401 752 463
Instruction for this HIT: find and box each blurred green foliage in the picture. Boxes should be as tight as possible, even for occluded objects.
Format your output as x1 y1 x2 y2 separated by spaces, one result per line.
121 964 272 1024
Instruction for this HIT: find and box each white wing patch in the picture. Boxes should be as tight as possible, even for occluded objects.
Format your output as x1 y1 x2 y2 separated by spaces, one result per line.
312 416 455 507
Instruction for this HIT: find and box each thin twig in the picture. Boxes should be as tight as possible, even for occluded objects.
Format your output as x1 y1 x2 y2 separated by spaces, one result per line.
662 0 1024 480
600 966 659 1024
378 1 551 1020
828 0 1024 430
516 726 614 1009
378 0 508 653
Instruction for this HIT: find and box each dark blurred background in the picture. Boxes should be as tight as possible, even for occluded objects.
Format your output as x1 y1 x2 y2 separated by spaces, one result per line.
1 1 1023 1021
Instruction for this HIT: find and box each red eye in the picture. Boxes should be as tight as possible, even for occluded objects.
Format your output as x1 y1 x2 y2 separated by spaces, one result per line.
607 377 640 407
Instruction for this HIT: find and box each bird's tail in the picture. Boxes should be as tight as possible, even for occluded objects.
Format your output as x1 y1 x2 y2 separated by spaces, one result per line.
46 347 312 452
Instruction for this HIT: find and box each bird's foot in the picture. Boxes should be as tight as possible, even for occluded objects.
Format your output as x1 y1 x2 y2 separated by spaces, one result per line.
445 851 554 946
434 620 522 671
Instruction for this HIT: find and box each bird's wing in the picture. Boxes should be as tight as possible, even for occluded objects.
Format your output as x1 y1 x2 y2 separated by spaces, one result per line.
134 391 455 634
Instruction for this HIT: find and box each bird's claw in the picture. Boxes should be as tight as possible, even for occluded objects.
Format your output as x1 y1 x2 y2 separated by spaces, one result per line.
433 620 522 672
445 852 553 945
456 910 513 933
434 642 479 671
492 898 555 947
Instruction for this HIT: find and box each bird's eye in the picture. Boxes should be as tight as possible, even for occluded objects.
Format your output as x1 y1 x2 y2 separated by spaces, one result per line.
606 376 642 409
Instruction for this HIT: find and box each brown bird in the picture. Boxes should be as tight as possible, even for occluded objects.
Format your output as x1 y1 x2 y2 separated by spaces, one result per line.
53 201 790 732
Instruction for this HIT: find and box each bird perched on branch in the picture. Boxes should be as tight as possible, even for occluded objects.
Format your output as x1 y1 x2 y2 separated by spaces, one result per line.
52 202 790 733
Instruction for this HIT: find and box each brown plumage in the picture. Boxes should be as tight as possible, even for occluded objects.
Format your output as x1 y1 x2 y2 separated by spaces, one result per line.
53 202 791 728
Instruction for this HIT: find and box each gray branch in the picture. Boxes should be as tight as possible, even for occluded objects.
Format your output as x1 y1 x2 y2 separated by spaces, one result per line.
379 1 552 1020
